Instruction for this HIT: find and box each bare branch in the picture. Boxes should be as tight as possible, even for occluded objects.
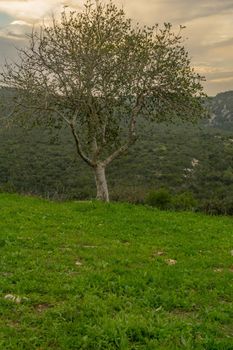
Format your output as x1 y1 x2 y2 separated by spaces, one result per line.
69 122 94 166
103 93 145 166
14 102 71 126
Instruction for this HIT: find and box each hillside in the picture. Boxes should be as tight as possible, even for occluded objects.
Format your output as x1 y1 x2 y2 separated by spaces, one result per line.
0 91 233 201
209 91 233 128
0 194 233 349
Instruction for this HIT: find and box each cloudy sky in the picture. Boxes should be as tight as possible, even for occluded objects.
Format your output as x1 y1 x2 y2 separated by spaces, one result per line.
0 0 232 95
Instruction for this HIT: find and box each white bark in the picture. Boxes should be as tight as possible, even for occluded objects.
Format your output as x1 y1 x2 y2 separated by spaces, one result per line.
94 164 109 202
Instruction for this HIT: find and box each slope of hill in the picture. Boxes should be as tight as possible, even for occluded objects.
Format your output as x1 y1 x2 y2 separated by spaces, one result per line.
210 91 233 128
0 194 233 349
0 91 233 202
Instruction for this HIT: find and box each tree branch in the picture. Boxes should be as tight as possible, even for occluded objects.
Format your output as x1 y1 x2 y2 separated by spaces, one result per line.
69 121 94 166
14 102 71 126
15 101 93 166
103 93 144 166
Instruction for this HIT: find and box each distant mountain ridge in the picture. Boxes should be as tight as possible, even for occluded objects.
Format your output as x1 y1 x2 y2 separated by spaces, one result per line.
1 88 233 128
209 90 233 128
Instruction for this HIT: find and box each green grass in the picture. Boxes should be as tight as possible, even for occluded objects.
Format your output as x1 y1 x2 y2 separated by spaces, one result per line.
0 194 233 350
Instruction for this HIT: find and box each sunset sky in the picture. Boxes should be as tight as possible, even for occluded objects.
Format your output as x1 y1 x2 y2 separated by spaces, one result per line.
0 0 232 96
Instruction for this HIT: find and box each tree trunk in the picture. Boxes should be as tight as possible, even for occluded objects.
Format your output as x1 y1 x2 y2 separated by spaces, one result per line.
94 164 109 202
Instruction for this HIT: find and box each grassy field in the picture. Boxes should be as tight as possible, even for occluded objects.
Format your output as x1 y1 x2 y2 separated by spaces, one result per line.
0 194 233 350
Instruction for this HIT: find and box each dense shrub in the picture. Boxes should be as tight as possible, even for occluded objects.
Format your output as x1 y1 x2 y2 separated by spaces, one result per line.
0 181 16 193
199 198 226 216
111 186 146 204
172 192 198 211
145 188 172 209
224 198 233 215
200 197 233 216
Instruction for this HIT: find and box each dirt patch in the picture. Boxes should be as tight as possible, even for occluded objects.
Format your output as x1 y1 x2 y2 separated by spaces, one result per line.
34 303 51 313
165 259 177 266
214 268 223 273
170 308 196 319
7 320 20 329
153 251 165 256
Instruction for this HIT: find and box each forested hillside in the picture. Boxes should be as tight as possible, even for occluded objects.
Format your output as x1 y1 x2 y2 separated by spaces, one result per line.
0 90 233 202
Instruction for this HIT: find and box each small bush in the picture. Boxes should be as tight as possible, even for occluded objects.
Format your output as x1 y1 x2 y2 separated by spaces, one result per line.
200 197 233 216
111 186 146 204
172 192 198 211
0 181 16 193
223 198 233 216
145 188 171 210
199 198 227 216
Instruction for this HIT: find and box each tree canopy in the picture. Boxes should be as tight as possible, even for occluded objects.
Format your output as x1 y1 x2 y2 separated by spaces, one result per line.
0 0 206 201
